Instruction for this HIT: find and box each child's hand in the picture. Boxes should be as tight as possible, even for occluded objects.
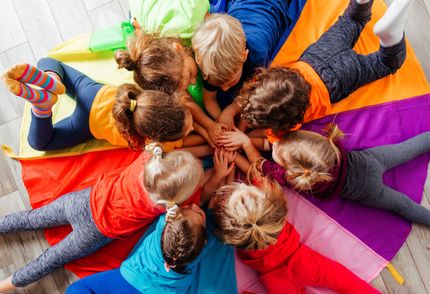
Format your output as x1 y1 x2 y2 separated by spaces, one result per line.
217 110 235 131
207 122 225 145
217 128 251 151
213 148 235 181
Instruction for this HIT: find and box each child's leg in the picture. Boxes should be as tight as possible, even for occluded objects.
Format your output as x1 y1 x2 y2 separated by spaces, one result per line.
11 225 111 287
66 269 140 294
27 58 103 150
301 0 373 66
343 133 430 225
7 188 111 288
374 0 412 47
353 184 430 227
0 189 89 234
365 132 430 170
300 0 375 102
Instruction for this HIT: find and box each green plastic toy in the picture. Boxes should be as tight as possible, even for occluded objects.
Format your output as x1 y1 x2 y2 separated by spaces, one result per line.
89 22 135 52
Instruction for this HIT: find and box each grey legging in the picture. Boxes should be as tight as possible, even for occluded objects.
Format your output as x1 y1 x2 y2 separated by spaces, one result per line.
300 0 406 103
342 132 430 226
0 188 111 287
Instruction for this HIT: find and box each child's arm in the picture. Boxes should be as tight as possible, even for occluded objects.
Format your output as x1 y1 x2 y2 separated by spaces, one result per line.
183 122 215 148
234 153 251 175
182 144 213 158
217 102 241 130
201 148 235 205
218 128 262 163
183 97 224 146
203 89 222 120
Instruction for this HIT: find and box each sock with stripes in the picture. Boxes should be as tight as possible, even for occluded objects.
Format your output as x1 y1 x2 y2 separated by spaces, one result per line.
4 63 65 94
2 76 58 118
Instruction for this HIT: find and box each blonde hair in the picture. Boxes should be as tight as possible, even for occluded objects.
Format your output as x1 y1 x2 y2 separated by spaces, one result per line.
275 124 344 192
144 143 203 204
214 181 287 250
192 13 246 86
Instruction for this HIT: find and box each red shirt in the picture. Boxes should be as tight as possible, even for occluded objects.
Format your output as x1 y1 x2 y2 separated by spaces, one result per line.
90 152 201 238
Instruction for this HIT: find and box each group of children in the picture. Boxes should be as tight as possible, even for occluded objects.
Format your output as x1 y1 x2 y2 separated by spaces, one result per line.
1 0 429 293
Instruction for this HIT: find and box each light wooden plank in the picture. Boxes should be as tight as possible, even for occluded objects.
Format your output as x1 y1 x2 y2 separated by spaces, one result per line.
371 274 388 293
83 0 112 11
0 153 17 197
12 0 63 60
118 0 130 20
88 0 127 30
0 58 24 124
0 0 27 52
47 0 94 40
0 117 32 211
380 242 426 293
405 196 430 293
402 0 430 81
0 191 61 294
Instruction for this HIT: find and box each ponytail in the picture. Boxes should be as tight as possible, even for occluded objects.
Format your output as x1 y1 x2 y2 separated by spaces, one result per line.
143 148 203 204
160 203 206 274
115 49 136 71
115 33 185 94
214 181 286 250
324 123 344 163
113 83 146 149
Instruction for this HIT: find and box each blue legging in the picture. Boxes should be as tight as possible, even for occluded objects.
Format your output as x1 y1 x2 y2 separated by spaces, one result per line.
66 269 140 294
28 57 103 151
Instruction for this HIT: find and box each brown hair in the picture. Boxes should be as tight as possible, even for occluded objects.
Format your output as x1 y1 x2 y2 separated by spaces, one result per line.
236 67 311 132
115 34 193 94
161 206 207 274
144 143 203 204
275 124 344 192
113 84 188 149
214 180 287 250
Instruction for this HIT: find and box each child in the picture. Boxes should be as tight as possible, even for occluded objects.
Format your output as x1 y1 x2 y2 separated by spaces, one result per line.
66 204 215 294
192 0 289 125
0 145 207 292
233 0 410 142
212 181 380 293
64 147 236 294
219 126 430 227
2 34 207 152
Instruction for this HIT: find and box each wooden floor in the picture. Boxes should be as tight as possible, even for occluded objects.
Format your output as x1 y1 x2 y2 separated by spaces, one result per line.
0 0 429 293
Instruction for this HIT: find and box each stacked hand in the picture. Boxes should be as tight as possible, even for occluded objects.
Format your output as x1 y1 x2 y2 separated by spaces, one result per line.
217 128 250 151
213 148 236 180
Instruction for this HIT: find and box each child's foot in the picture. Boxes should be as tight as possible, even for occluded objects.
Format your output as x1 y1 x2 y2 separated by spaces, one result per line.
373 0 412 47
4 63 65 94
2 76 58 118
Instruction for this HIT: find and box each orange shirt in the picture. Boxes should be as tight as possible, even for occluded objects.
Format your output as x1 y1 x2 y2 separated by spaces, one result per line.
266 61 331 143
89 85 183 151
90 152 202 238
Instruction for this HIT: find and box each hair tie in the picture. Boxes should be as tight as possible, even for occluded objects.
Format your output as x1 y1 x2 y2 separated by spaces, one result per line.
157 200 179 221
129 99 137 112
303 169 311 176
145 144 163 159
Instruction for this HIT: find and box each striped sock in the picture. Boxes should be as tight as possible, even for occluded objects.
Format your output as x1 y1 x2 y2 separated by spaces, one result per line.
2 77 58 118
5 63 65 94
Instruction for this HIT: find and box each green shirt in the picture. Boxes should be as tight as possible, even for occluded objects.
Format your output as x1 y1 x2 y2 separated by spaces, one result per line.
129 0 209 40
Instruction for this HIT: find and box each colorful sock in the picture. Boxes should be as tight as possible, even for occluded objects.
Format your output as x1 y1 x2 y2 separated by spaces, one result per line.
4 63 65 95
2 76 58 118
373 0 412 47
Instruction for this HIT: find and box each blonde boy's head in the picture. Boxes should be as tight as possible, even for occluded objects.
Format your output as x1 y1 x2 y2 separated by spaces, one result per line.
192 14 248 89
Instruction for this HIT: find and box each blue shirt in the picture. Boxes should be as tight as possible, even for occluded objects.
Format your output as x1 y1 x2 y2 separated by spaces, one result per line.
203 0 289 108
120 214 216 293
